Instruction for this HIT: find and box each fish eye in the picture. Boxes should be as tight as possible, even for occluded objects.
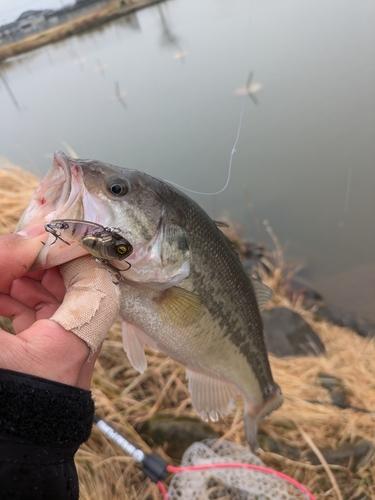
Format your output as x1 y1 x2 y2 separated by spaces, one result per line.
107 178 128 197
117 244 130 255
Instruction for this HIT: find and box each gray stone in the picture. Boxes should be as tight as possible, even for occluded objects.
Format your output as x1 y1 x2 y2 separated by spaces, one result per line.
305 300 375 338
316 372 350 408
305 439 374 471
140 415 221 460
262 307 325 357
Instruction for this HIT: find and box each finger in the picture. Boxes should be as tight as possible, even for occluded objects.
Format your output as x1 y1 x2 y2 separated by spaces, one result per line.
10 277 61 311
0 328 25 373
24 269 48 281
41 267 66 302
21 268 66 302
0 294 36 332
18 319 91 384
76 345 102 389
0 275 63 332
0 235 45 291
0 319 91 385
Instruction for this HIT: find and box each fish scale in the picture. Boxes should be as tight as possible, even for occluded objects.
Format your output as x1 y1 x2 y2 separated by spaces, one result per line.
172 188 272 392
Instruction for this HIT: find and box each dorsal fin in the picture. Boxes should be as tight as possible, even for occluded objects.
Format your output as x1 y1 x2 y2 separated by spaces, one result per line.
212 219 240 257
213 220 229 228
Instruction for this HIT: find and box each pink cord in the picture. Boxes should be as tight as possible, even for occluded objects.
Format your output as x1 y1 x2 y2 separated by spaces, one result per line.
157 480 168 499
157 462 317 500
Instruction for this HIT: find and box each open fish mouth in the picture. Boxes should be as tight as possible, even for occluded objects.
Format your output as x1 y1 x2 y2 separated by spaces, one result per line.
16 151 88 269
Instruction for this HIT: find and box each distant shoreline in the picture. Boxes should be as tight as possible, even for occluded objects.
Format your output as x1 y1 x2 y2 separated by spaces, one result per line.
0 0 165 63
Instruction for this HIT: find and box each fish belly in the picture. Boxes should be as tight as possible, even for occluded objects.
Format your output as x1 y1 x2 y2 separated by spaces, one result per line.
119 280 265 419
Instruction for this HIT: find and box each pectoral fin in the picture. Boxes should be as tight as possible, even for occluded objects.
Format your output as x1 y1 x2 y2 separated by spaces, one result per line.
121 321 158 373
186 368 239 422
154 286 205 326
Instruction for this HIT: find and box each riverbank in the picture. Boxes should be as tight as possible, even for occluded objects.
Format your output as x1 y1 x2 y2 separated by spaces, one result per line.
1 159 374 499
0 0 165 63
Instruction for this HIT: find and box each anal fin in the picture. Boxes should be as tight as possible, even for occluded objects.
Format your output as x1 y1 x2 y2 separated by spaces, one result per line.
121 321 158 373
186 368 238 422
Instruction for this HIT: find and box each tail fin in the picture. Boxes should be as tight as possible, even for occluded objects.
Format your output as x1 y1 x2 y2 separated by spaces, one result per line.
244 385 283 452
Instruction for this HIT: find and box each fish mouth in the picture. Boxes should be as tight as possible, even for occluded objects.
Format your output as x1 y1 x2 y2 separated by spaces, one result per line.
16 151 88 269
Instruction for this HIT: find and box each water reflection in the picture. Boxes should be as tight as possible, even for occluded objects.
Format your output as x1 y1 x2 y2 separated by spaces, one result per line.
0 0 374 321
94 57 108 76
112 81 127 109
0 71 20 110
157 4 187 62
234 71 262 104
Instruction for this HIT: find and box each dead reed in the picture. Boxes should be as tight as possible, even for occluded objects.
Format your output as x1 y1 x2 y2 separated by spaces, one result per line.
0 160 374 499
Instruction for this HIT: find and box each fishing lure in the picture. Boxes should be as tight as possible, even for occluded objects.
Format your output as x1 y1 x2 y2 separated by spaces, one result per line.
44 219 133 280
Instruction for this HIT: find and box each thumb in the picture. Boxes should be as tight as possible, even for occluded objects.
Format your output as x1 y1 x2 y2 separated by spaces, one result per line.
0 234 45 291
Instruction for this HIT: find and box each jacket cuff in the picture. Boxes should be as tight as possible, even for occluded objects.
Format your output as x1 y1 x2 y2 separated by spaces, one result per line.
0 369 94 446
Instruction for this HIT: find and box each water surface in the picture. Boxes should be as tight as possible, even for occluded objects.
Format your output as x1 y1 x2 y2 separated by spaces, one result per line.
1 0 374 319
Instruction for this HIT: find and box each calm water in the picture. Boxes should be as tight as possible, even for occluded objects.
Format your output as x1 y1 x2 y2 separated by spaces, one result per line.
1 0 374 319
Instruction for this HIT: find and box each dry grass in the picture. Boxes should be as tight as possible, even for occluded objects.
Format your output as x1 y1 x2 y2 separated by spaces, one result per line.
1 160 374 499
0 157 41 233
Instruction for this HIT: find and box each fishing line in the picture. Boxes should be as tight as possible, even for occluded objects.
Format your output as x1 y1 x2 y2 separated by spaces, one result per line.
344 166 352 214
339 166 352 226
167 0 254 197
168 95 247 196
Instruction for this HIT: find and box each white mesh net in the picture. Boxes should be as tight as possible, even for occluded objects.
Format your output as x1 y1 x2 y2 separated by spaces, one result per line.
167 440 310 500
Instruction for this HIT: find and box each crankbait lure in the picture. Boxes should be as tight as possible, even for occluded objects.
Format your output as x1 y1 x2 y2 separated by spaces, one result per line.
45 219 133 281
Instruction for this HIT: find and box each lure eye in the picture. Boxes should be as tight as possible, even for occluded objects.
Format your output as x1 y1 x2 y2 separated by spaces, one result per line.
107 178 128 197
117 245 130 255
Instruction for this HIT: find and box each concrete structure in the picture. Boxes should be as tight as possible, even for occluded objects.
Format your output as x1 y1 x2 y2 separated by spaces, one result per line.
0 1 107 45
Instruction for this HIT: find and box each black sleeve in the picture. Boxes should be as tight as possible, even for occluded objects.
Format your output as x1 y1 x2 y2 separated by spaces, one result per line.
0 368 95 500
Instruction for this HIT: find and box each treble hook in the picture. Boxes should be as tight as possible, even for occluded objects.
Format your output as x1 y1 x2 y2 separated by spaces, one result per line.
93 257 131 284
44 223 71 245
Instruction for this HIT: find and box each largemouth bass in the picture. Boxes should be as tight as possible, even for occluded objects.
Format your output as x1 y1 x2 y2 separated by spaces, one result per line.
17 151 283 450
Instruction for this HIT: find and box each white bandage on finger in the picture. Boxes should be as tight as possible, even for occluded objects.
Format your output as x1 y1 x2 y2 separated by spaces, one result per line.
51 256 120 356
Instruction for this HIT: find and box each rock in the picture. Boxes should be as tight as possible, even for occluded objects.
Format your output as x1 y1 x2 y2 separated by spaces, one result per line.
329 388 348 407
259 434 301 461
140 416 221 460
241 241 269 276
316 372 344 391
262 307 325 357
305 300 375 338
261 434 374 472
241 240 267 262
304 439 374 471
288 276 324 302
287 273 375 338
316 372 350 408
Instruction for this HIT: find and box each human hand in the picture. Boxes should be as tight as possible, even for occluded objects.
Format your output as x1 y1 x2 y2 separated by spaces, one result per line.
0 234 98 389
